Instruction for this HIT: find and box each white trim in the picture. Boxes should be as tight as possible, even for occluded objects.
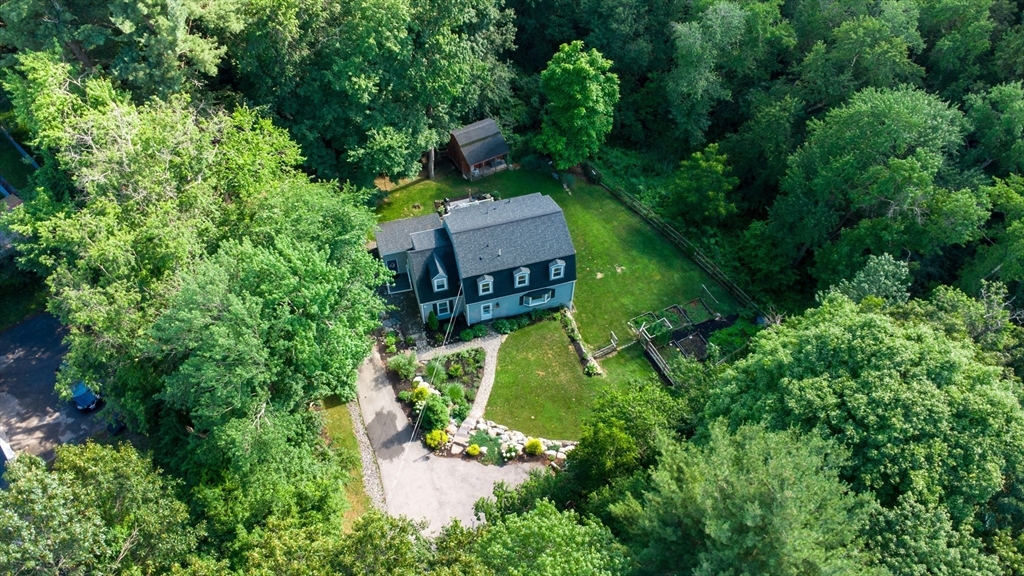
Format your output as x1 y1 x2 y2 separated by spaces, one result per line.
478 276 493 295
514 270 530 288
433 277 448 292
436 300 451 316
481 302 493 320
550 265 564 280
523 292 553 307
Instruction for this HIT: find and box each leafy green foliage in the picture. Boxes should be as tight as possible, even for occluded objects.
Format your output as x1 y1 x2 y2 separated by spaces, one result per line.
832 253 912 306
0 443 198 575
613 423 882 575
467 444 481 457
425 430 449 450
707 293 1024 523
421 395 451 433
656 143 738 227
474 500 629 576
389 352 419 382
535 41 620 169
523 438 543 456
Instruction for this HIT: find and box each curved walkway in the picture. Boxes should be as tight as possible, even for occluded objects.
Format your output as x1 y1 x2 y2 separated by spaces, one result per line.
417 332 505 420
355 344 540 533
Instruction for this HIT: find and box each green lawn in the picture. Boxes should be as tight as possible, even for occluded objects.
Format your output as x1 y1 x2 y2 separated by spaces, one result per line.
379 168 740 437
0 137 33 191
486 319 601 439
375 169 739 344
322 396 372 532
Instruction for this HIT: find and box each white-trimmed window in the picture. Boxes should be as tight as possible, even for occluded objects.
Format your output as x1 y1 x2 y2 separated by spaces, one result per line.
478 275 494 296
514 267 530 288
433 277 448 292
549 259 565 280
522 290 554 307
436 300 451 316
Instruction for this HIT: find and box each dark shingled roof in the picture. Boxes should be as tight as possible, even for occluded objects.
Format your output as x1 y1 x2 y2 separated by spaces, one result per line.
445 193 575 277
451 119 509 166
375 213 442 256
409 242 461 303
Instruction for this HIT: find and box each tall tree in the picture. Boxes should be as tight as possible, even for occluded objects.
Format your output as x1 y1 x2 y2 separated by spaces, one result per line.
535 41 619 169
613 423 883 576
764 86 986 287
0 0 237 99
0 443 198 575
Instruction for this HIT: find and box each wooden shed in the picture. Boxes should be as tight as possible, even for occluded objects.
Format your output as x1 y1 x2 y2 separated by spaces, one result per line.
448 119 510 181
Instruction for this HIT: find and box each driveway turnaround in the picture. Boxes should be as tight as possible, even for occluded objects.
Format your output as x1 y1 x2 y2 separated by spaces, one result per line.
0 313 101 460
357 346 541 533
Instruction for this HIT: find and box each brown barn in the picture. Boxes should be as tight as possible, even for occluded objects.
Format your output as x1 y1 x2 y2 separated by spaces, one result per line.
448 119 510 181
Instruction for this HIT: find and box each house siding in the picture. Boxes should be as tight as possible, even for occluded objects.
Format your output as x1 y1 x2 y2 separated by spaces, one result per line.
465 281 575 325
420 296 466 323
381 251 409 274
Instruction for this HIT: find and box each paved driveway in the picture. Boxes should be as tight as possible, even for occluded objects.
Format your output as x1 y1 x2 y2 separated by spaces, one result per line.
0 313 101 460
357 346 541 533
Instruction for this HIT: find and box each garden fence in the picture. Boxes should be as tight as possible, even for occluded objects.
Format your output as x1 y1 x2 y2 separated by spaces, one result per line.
587 166 758 312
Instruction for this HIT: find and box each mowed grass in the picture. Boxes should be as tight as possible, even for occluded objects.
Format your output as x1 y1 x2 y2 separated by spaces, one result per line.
379 168 740 437
375 168 739 343
322 396 372 532
486 319 599 439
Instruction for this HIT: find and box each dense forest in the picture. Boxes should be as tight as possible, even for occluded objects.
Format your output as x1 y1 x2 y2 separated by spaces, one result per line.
3 0 1024 574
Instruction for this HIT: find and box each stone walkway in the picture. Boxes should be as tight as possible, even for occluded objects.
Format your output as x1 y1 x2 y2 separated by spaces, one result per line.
417 332 505 420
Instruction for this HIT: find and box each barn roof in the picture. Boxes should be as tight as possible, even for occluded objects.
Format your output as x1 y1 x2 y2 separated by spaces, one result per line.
451 119 510 166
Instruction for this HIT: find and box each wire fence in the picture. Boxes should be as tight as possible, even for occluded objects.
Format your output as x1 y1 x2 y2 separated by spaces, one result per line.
585 164 759 313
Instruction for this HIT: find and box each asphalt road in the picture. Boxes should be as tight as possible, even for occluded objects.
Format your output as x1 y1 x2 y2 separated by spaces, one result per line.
0 313 101 461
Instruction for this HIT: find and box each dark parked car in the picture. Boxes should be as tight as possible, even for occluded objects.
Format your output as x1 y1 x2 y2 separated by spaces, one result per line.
71 381 100 411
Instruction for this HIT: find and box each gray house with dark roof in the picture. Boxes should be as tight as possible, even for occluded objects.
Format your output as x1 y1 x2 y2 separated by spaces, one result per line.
448 119 510 181
374 193 576 325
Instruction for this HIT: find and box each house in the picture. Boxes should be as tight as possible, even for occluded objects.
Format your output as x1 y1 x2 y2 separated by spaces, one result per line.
448 119 510 181
374 193 576 325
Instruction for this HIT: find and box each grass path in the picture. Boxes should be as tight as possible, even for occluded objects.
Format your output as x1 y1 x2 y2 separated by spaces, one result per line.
322 396 372 531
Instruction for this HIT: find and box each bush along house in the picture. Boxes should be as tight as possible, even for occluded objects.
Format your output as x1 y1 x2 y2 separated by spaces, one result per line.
375 193 577 326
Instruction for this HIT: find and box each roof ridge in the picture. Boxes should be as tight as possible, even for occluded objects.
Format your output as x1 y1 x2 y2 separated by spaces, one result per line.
448 209 563 235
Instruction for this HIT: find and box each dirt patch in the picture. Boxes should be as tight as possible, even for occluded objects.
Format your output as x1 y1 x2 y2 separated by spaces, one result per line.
595 272 604 279
615 265 625 273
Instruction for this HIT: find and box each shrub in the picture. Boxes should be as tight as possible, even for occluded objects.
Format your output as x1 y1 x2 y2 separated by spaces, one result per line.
467 444 481 457
524 438 544 456
388 352 418 381
451 402 470 422
431 332 445 346
384 332 397 347
427 311 439 331
411 385 431 403
460 329 475 342
386 343 398 354
466 387 476 402
426 359 447 384
425 429 449 450
514 315 531 329
447 364 464 380
584 362 601 377
421 395 450 432
405 335 416 346
444 383 466 404
494 319 513 334
472 323 488 338
397 390 413 403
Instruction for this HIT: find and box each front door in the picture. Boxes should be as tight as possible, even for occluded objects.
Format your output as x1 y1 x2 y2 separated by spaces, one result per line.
480 303 493 320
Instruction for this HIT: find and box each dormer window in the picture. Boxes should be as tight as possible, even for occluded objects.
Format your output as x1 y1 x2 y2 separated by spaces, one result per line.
514 267 530 288
549 259 565 280
478 275 494 296
429 254 447 292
